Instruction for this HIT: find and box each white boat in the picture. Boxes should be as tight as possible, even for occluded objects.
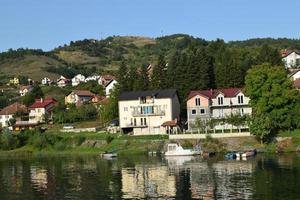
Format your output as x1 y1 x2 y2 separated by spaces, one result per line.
164 143 202 156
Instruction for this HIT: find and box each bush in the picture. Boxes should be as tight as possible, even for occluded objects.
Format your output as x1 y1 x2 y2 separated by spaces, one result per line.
29 134 47 150
75 136 86 146
54 141 66 151
0 132 18 150
106 135 114 144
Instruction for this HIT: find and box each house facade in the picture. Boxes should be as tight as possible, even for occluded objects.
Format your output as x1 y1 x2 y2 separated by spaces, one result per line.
0 103 27 128
29 97 57 123
119 89 180 135
187 88 252 131
65 90 95 106
105 79 118 97
72 74 86 86
19 85 33 96
282 50 300 69
41 77 51 85
57 76 71 88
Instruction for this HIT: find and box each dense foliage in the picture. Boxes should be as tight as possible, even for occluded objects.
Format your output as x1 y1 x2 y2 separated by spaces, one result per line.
245 63 300 143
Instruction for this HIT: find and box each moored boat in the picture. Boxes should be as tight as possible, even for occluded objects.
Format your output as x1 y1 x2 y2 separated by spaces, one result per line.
242 149 257 158
225 152 237 160
101 150 118 159
165 143 202 156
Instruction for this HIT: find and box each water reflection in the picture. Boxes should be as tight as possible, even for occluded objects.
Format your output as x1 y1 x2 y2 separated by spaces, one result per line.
0 154 300 199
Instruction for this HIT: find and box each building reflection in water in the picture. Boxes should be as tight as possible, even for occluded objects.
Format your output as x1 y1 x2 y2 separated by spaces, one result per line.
121 157 255 200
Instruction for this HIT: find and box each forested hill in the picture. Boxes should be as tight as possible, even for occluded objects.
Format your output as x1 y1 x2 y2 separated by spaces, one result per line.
0 34 299 83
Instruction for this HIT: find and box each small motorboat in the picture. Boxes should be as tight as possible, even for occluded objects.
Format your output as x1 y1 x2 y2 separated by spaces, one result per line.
242 149 257 158
101 150 118 159
165 143 202 156
225 152 237 160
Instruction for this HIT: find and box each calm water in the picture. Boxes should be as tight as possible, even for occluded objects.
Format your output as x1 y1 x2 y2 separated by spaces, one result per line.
0 153 300 200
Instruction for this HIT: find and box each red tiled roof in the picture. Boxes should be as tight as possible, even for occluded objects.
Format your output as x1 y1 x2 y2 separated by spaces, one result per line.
100 75 117 81
0 103 27 115
294 78 300 89
72 90 95 97
162 120 178 127
187 88 242 100
29 97 57 109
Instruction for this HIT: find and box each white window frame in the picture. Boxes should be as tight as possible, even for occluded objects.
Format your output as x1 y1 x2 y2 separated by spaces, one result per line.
200 109 206 115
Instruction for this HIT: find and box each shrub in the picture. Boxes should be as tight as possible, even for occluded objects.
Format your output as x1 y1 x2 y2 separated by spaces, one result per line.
106 135 114 144
0 132 18 150
54 141 66 151
75 136 86 146
29 134 47 150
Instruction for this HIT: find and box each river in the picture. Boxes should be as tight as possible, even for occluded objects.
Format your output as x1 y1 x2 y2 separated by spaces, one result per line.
0 153 299 200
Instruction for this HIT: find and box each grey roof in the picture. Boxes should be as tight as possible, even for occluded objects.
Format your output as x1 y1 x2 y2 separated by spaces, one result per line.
119 89 177 101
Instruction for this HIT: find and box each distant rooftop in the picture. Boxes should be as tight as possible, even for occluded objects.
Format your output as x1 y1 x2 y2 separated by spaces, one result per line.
119 89 177 101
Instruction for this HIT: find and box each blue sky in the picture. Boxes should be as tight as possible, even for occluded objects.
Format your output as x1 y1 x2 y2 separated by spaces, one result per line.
1 0 300 52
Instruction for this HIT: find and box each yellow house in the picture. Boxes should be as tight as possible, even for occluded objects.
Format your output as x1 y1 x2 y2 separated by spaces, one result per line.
8 77 20 85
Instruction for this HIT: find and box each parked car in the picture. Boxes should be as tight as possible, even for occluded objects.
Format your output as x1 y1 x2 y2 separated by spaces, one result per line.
63 124 74 129
110 119 119 127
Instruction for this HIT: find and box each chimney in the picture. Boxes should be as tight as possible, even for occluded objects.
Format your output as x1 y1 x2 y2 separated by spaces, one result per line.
210 88 213 96
40 98 43 103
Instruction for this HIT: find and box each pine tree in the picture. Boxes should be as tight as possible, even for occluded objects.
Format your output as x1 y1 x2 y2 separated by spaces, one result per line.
150 54 166 90
134 66 149 91
117 61 129 92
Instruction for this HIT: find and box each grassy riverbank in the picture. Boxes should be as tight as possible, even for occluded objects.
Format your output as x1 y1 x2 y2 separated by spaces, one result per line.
0 129 300 157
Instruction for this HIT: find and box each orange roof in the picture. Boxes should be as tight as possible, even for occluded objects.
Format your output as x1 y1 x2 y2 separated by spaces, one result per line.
100 74 117 81
0 103 27 115
72 90 95 97
162 120 178 127
29 97 57 109
294 78 300 89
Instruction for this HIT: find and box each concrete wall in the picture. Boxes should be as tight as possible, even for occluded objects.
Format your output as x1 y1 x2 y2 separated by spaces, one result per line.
169 132 251 140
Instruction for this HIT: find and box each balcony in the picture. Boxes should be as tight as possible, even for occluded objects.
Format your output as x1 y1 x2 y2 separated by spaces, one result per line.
132 110 165 117
125 123 148 128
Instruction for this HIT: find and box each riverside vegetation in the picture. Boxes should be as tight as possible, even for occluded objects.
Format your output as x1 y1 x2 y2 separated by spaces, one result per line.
1 128 300 157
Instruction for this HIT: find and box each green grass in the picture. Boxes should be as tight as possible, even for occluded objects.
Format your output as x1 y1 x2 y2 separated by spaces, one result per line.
278 129 300 138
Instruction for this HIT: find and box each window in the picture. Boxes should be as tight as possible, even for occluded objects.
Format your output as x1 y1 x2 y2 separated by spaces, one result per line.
195 98 201 106
134 118 137 126
240 108 244 115
238 95 244 104
144 118 147 125
191 109 197 115
218 97 224 105
140 118 143 125
218 109 224 118
124 107 128 112
200 109 205 115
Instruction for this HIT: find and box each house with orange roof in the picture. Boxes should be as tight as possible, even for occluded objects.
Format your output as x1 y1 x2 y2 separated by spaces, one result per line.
0 102 27 127
19 85 33 96
29 97 57 123
281 49 300 69
186 88 252 131
65 90 97 106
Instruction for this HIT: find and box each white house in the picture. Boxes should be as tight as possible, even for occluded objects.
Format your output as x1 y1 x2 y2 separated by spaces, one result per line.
98 75 116 86
41 77 51 85
105 79 118 97
118 89 180 135
282 50 300 69
19 85 33 96
29 97 57 123
72 74 86 86
85 75 100 82
57 76 71 88
0 103 27 128
187 88 252 131
288 70 300 81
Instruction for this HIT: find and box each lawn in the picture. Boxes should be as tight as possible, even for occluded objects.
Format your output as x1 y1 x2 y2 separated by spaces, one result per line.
278 129 300 138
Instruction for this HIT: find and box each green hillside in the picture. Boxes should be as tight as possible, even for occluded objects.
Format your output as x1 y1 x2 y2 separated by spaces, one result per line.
0 35 300 81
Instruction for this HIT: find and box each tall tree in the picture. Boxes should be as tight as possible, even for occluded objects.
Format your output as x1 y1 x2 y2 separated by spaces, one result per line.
245 63 300 143
117 61 130 92
256 44 283 66
134 66 149 91
150 54 166 89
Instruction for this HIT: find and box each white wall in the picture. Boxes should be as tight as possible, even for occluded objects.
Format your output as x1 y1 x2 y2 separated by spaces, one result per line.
105 80 117 97
0 114 13 127
283 52 300 68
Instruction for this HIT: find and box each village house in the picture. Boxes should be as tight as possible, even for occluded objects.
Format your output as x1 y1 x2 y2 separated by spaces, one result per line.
118 89 180 135
8 77 19 85
56 76 71 88
186 88 252 131
0 102 27 128
85 75 100 82
41 77 52 85
65 90 96 106
98 75 116 86
29 97 57 123
19 85 33 96
72 74 86 86
281 49 300 69
105 79 118 97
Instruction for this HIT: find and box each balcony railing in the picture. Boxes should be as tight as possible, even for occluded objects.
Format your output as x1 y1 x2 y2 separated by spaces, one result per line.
132 110 165 117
